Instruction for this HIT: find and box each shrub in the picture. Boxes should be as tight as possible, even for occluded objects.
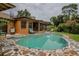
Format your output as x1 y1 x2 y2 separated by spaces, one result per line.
57 23 79 34
71 24 79 34
57 23 71 32
48 25 57 32
57 23 64 32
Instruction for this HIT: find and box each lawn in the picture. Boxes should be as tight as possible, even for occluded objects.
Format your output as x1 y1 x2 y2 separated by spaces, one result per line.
54 32 79 42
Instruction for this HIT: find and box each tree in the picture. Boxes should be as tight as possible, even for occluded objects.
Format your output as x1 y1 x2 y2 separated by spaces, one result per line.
50 16 59 26
17 9 31 18
50 15 65 26
24 9 31 17
76 15 79 23
63 15 69 22
17 10 23 17
57 15 64 23
62 4 78 20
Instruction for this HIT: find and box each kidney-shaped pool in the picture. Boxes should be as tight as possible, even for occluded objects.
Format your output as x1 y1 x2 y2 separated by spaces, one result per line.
16 33 68 50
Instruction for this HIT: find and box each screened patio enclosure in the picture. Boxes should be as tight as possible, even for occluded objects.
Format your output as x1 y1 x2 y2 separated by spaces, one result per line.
0 18 8 34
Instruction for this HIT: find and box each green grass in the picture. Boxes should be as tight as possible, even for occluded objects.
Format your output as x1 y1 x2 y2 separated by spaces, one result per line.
54 32 79 41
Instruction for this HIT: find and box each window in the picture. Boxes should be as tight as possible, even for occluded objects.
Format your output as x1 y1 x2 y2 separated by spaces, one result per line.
21 20 26 28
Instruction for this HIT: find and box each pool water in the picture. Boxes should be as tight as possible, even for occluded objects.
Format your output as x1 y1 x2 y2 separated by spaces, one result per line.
16 33 68 50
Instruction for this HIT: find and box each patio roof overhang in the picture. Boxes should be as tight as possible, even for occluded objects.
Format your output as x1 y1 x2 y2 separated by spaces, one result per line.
36 20 50 25
0 3 15 11
14 17 50 25
14 17 36 21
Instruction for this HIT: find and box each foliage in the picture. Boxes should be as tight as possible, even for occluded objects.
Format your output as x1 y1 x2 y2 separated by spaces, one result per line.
62 4 78 20
17 9 31 18
50 15 64 26
0 19 9 26
57 15 64 23
50 3 79 34
0 19 8 36
63 15 69 22
57 20 79 34
48 25 57 32
57 23 72 32
71 24 79 34
50 16 59 26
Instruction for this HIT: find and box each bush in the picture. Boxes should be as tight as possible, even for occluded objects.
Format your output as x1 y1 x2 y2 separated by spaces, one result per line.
71 24 79 34
48 25 57 32
57 23 79 34
57 23 71 32
57 23 64 32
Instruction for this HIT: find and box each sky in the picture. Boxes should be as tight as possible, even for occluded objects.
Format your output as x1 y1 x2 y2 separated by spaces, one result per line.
4 3 79 21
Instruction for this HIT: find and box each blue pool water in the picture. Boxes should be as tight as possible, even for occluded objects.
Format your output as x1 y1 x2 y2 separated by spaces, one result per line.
16 33 68 50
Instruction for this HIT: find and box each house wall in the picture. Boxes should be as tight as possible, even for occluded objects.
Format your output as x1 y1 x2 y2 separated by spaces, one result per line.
15 20 21 34
15 19 29 35
7 21 15 34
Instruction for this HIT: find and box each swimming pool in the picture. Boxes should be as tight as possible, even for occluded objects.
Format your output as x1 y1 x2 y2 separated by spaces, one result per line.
16 33 68 50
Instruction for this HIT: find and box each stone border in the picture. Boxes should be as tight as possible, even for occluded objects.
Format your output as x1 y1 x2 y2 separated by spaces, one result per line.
62 34 79 55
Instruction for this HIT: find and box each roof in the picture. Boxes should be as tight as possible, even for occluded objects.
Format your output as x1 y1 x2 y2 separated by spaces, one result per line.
0 3 15 11
14 17 36 21
14 17 50 24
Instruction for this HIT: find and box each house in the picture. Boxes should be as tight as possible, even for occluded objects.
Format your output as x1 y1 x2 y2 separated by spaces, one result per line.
0 3 50 35
14 17 50 35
